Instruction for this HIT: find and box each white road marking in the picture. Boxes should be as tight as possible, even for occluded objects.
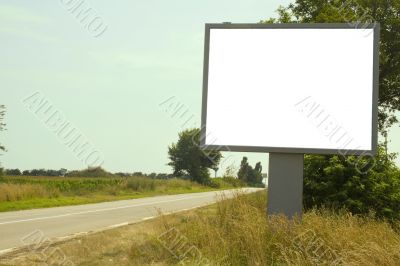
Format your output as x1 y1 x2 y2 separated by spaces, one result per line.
0 247 17 256
107 222 129 229
0 194 209 226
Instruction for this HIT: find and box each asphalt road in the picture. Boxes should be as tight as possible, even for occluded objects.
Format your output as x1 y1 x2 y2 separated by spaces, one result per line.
0 188 263 253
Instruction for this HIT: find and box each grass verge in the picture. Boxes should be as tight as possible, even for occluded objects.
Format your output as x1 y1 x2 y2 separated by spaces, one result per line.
1 191 399 265
0 176 242 212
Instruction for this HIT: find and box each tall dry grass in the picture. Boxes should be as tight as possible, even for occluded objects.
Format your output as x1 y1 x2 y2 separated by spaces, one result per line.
0 183 60 202
130 191 400 265
0 176 222 204
1 191 399 265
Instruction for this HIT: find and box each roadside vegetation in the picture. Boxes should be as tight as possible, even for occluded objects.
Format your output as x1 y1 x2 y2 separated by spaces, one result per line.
0 175 243 212
2 191 399 266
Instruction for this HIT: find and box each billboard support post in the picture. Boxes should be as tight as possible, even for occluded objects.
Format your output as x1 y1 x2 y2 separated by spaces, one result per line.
267 153 304 219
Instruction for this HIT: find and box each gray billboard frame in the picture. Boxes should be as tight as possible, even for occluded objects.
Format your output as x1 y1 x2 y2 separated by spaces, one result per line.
200 23 380 156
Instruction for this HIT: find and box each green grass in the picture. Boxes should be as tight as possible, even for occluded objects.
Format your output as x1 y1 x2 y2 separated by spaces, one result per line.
0 176 241 212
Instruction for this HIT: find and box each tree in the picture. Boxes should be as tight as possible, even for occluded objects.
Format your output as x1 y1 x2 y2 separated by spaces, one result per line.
22 170 30 176
238 157 251 182
263 0 400 132
5 169 21 175
132 172 144 177
253 162 263 184
168 128 222 184
238 157 263 185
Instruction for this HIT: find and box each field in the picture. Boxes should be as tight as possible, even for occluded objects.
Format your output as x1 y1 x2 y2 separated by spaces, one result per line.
1 191 399 265
0 175 242 212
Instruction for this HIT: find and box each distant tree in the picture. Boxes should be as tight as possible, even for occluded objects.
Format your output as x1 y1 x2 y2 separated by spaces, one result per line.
252 162 263 184
156 173 169 179
115 172 129 177
45 169 59 176
238 157 251 182
132 172 144 177
148 172 157 179
66 167 112 178
59 168 68 176
168 128 222 184
30 169 47 176
238 157 263 186
22 170 30 176
5 169 21 175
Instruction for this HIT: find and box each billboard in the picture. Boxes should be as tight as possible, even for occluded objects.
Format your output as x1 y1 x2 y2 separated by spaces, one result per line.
201 23 379 155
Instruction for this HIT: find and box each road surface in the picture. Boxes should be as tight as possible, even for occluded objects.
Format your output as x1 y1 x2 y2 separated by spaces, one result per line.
0 188 263 254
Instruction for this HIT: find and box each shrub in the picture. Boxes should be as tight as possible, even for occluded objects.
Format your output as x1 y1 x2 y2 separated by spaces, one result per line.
304 146 400 221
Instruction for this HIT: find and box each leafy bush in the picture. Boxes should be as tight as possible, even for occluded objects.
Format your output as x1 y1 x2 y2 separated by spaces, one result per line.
304 145 400 221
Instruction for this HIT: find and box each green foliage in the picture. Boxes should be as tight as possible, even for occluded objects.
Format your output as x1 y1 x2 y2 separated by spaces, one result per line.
263 0 400 131
304 146 400 220
5 169 22 175
238 157 263 186
168 128 222 184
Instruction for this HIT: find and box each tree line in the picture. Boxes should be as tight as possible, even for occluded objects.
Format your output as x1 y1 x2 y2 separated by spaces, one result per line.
2 167 173 179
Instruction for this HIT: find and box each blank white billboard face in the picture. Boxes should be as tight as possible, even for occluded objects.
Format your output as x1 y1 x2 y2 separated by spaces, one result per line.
202 26 378 154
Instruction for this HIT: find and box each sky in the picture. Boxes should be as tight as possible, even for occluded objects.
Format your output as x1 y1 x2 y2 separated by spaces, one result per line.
1 0 399 174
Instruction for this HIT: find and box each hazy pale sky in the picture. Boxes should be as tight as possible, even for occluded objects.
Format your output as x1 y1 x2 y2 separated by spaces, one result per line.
1 0 399 174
